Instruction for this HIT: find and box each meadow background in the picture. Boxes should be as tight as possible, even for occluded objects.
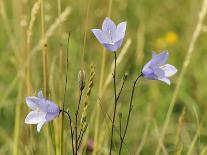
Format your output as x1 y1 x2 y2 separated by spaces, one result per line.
1 0 207 154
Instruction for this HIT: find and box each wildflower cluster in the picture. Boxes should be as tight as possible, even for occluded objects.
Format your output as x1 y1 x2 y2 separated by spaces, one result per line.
24 17 177 155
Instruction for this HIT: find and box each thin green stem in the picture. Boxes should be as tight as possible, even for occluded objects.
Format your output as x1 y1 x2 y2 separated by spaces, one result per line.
62 110 75 155
75 90 83 154
119 74 142 155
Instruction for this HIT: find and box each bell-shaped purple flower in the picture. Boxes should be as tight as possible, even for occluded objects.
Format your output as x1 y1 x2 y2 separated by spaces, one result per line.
142 51 177 85
25 90 60 132
91 17 127 52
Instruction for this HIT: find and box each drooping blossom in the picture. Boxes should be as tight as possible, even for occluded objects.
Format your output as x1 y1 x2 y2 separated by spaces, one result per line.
25 90 60 132
91 17 126 52
142 51 177 85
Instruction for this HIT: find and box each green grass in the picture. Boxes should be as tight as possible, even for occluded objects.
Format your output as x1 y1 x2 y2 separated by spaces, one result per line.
0 0 207 154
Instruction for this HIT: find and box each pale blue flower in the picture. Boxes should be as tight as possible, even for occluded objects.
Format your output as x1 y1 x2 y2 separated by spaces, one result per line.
142 51 177 85
25 90 60 132
91 17 126 52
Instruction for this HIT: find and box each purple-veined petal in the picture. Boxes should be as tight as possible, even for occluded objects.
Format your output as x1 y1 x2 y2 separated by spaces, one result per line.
115 22 126 42
142 66 154 77
91 29 108 44
150 51 169 66
143 74 158 80
26 96 48 112
103 39 123 52
161 64 177 77
26 97 44 110
154 68 165 78
25 111 46 124
158 78 171 85
45 100 60 113
37 122 45 132
45 112 60 122
102 17 116 37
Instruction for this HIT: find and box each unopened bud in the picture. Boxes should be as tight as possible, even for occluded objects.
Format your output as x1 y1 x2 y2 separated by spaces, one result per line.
78 70 86 91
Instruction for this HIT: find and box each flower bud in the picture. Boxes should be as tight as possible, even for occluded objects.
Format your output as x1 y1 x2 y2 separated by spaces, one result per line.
78 70 86 91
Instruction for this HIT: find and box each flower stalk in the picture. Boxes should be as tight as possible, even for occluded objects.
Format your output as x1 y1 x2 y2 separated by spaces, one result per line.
109 52 117 155
118 73 142 154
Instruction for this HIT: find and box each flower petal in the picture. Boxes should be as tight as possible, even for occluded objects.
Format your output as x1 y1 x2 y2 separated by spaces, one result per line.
45 112 59 122
26 97 42 110
103 39 123 52
91 29 108 44
142 66 153 76
154 68 165 78
150 51 169 66
45 100 60 113
102 17 116 35
26 96 48 111
37 122 45 132
115 22 126 42
159 78 171 85
152 51 156 58
25 111 46 124
162 64 177 77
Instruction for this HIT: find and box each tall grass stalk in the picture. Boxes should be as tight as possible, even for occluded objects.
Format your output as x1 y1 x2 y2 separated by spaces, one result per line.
174 108 185 155
153 120 168 155
13 83 23 155
0 0 19 58
93 0 113 154
40 0 55 154
155 0 207 154
26 1 41 153
81 0 91 69
56 0 65 154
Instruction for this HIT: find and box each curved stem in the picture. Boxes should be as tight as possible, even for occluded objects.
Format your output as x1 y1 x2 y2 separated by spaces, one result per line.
62 110 75 155
118 73 142 155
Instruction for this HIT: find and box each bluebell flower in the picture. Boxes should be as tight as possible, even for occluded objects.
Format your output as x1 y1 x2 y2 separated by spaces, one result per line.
142 51 177 85
25 90 60 132
91 17 126 52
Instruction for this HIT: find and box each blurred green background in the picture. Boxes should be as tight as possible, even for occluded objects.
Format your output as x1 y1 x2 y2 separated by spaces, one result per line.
1 0 207 154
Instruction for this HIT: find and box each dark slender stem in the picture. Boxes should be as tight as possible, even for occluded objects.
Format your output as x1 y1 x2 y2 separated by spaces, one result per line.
119 113 122 140
75 90 83 154
118 73 142 155
116 75 127 103
62 110 75 155
109 52 117 155
61 32 74 154
97 96 132 154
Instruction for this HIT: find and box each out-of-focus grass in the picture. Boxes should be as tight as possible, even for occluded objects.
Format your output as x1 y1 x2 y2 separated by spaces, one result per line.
1 0 207 154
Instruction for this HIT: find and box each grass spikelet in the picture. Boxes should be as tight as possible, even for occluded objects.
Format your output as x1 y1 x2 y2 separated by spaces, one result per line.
27 0 40 45
80 64 95 124
45 7 71 39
